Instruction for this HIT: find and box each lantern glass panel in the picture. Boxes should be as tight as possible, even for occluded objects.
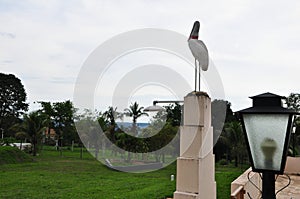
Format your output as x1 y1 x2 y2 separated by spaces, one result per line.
243 114 289 171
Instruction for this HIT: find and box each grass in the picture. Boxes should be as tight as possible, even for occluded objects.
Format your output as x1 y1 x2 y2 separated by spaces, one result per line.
0 146 246 199
215 163 248 199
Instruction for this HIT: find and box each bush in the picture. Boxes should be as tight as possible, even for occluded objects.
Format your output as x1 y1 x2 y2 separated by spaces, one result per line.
0 146 33 164
218 159 228 165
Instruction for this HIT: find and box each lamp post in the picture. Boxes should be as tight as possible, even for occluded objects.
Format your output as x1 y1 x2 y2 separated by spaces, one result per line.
237 92 297 199
144 100 183 112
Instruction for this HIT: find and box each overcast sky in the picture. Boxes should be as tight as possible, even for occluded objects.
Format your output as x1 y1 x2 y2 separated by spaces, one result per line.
1 0 300 114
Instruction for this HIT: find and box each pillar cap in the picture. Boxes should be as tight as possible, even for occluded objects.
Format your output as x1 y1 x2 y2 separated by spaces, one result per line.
186 91 210 98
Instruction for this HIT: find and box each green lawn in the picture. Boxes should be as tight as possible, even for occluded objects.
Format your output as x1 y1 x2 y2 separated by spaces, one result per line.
215 164 248 199
0 147 246 199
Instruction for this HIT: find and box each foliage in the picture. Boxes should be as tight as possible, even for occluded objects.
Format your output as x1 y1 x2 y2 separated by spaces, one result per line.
75 110 107 159
1 137 17 146
212 100 238 162
0 73 28 135
103 106 122 126
285 93 300 156
19 111 48 156
14 131 28 150
217 121 246 167
15 131 28 141
212 100 235 140
218 159 228 165
124 102 148 136
164 103 182 126
38 100 78 145
224 121 247 167
102 106 122 144
86 103 181 162
38 101 55 142
286 93 300 112
97 111 109 132
53 101 77 143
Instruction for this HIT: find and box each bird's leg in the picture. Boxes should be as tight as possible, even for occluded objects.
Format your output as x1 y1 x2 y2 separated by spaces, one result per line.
198 61 201 92
194 58 197 91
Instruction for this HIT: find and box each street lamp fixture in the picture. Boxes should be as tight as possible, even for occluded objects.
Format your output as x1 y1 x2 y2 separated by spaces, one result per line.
144 100 184 112
237 92 298 199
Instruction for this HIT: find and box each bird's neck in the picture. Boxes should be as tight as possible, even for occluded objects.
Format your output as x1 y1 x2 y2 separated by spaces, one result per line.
189 35 198 40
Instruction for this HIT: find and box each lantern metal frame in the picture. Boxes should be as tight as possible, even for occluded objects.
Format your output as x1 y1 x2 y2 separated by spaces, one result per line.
237 92 298 199
238 92 297 174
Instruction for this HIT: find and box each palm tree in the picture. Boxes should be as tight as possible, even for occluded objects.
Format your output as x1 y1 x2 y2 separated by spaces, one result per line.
103 107 122 143
103 106 122 126
224 121 247 167
22 111 48 156
38 101 54 141
124 102 148 136
15 131 28 150
123 102 148 162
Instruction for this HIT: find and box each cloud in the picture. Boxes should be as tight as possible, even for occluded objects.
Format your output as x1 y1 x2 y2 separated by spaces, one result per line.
0 32 16 38
0 0 299 112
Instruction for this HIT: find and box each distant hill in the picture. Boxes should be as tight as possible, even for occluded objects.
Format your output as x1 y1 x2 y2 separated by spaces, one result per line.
0 146 33 165
116 122 149 129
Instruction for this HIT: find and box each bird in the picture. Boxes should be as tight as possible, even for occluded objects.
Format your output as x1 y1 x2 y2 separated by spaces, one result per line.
188 21 209 91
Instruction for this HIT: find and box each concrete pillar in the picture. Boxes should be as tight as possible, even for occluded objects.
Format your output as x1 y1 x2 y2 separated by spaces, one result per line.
174 91 216 199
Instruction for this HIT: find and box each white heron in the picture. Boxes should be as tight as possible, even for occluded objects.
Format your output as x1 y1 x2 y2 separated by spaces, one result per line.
188 21 209 91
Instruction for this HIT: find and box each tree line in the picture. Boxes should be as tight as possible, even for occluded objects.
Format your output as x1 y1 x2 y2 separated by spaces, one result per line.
75 102 181 162
1 72 299 166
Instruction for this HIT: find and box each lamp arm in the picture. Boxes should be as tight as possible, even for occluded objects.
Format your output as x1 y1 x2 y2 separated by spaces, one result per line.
152 100 184 106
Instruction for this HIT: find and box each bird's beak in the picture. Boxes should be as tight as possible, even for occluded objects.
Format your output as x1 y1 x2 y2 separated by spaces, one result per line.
188 21 200 40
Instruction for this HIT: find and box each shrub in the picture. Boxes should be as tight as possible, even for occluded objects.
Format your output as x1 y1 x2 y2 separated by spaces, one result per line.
218 159 228 165
0 146 33 164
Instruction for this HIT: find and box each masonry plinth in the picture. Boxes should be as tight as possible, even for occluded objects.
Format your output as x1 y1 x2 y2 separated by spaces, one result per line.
174 92 216 199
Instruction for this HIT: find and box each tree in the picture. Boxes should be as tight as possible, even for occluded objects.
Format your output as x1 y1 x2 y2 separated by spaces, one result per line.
0 73 28 133
224 121 247 167
285 93 300 156
147 122 179 162
286 93 300 112
285 93 300 129
103 106 122 143
165 103 182 126
53 101 77 146
122 102 147 161
212 100 236 162
124 102 148 136
138 104 180 162
103 106 122 126
212 100 235 142
22 111 48 156
15 131 28 150
38 101 55 142
97 112 109 132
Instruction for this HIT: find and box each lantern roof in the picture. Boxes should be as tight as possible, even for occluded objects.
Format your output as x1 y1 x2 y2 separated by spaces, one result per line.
239 92 297 114
249 92 285 99
250 92 285 107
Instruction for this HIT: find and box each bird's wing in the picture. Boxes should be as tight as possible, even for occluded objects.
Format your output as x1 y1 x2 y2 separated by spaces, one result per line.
188 39 209 71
